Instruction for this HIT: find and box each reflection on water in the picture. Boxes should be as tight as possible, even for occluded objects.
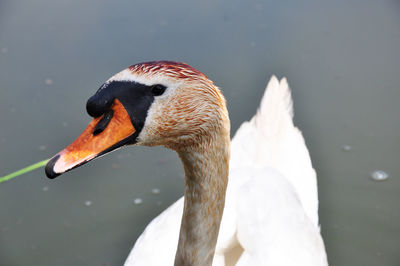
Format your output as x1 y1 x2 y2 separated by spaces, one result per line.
342 145 352 152
133 198 143 205
151 188 160 195
0 0 399 265
84 200 93 207
370 170 389 182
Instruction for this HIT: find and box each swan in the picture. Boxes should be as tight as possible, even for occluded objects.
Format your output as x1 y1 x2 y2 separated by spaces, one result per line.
45 61 328 266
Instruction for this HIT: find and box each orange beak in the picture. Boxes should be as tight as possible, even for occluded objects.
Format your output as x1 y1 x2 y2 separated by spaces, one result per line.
45 99 136 178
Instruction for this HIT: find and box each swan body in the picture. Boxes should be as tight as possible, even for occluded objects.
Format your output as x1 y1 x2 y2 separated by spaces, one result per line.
125 76 327 265
45 61 328 265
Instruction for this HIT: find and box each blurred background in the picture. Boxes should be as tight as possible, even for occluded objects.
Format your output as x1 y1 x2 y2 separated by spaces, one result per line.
0 0 399 265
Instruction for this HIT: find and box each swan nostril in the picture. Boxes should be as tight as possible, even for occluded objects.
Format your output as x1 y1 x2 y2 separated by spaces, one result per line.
93 109 114 136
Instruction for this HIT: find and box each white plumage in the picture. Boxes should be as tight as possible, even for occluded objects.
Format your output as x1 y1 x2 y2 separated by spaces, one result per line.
125 76 328 266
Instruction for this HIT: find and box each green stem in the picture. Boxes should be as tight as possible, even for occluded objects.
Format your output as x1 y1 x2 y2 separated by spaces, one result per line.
0 159 49 183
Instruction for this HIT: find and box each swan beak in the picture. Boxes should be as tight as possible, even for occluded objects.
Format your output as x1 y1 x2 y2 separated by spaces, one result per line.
45 99 136 179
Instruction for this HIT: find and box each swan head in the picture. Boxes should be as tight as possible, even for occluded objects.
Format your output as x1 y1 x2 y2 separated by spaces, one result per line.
45 61 229 179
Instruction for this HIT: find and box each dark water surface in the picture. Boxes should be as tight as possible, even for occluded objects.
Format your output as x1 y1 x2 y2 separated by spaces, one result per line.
1 0 399 265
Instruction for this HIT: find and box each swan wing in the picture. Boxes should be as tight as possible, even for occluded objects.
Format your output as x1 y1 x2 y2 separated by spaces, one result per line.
229 76 319 227
232 168 327 266
124 198 183 265
215 76 327 265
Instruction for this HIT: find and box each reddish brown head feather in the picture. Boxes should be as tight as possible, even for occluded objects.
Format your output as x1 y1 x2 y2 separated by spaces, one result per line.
129 61 209 82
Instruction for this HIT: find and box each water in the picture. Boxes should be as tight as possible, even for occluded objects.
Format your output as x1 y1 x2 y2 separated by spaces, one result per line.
0 0 399 265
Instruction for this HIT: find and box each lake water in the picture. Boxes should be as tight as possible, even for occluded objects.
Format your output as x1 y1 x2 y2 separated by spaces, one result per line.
0 0 399 265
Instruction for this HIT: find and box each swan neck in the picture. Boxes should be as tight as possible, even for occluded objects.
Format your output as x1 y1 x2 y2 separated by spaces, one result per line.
174 129 230 266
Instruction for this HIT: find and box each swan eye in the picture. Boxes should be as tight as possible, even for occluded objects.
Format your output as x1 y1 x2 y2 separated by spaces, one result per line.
151 84 167 96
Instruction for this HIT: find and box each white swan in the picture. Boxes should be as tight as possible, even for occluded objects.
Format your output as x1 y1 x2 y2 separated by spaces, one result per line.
45 61 328 266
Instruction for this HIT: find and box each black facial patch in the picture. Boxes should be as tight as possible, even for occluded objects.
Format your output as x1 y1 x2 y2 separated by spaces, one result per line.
86 81 156 143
